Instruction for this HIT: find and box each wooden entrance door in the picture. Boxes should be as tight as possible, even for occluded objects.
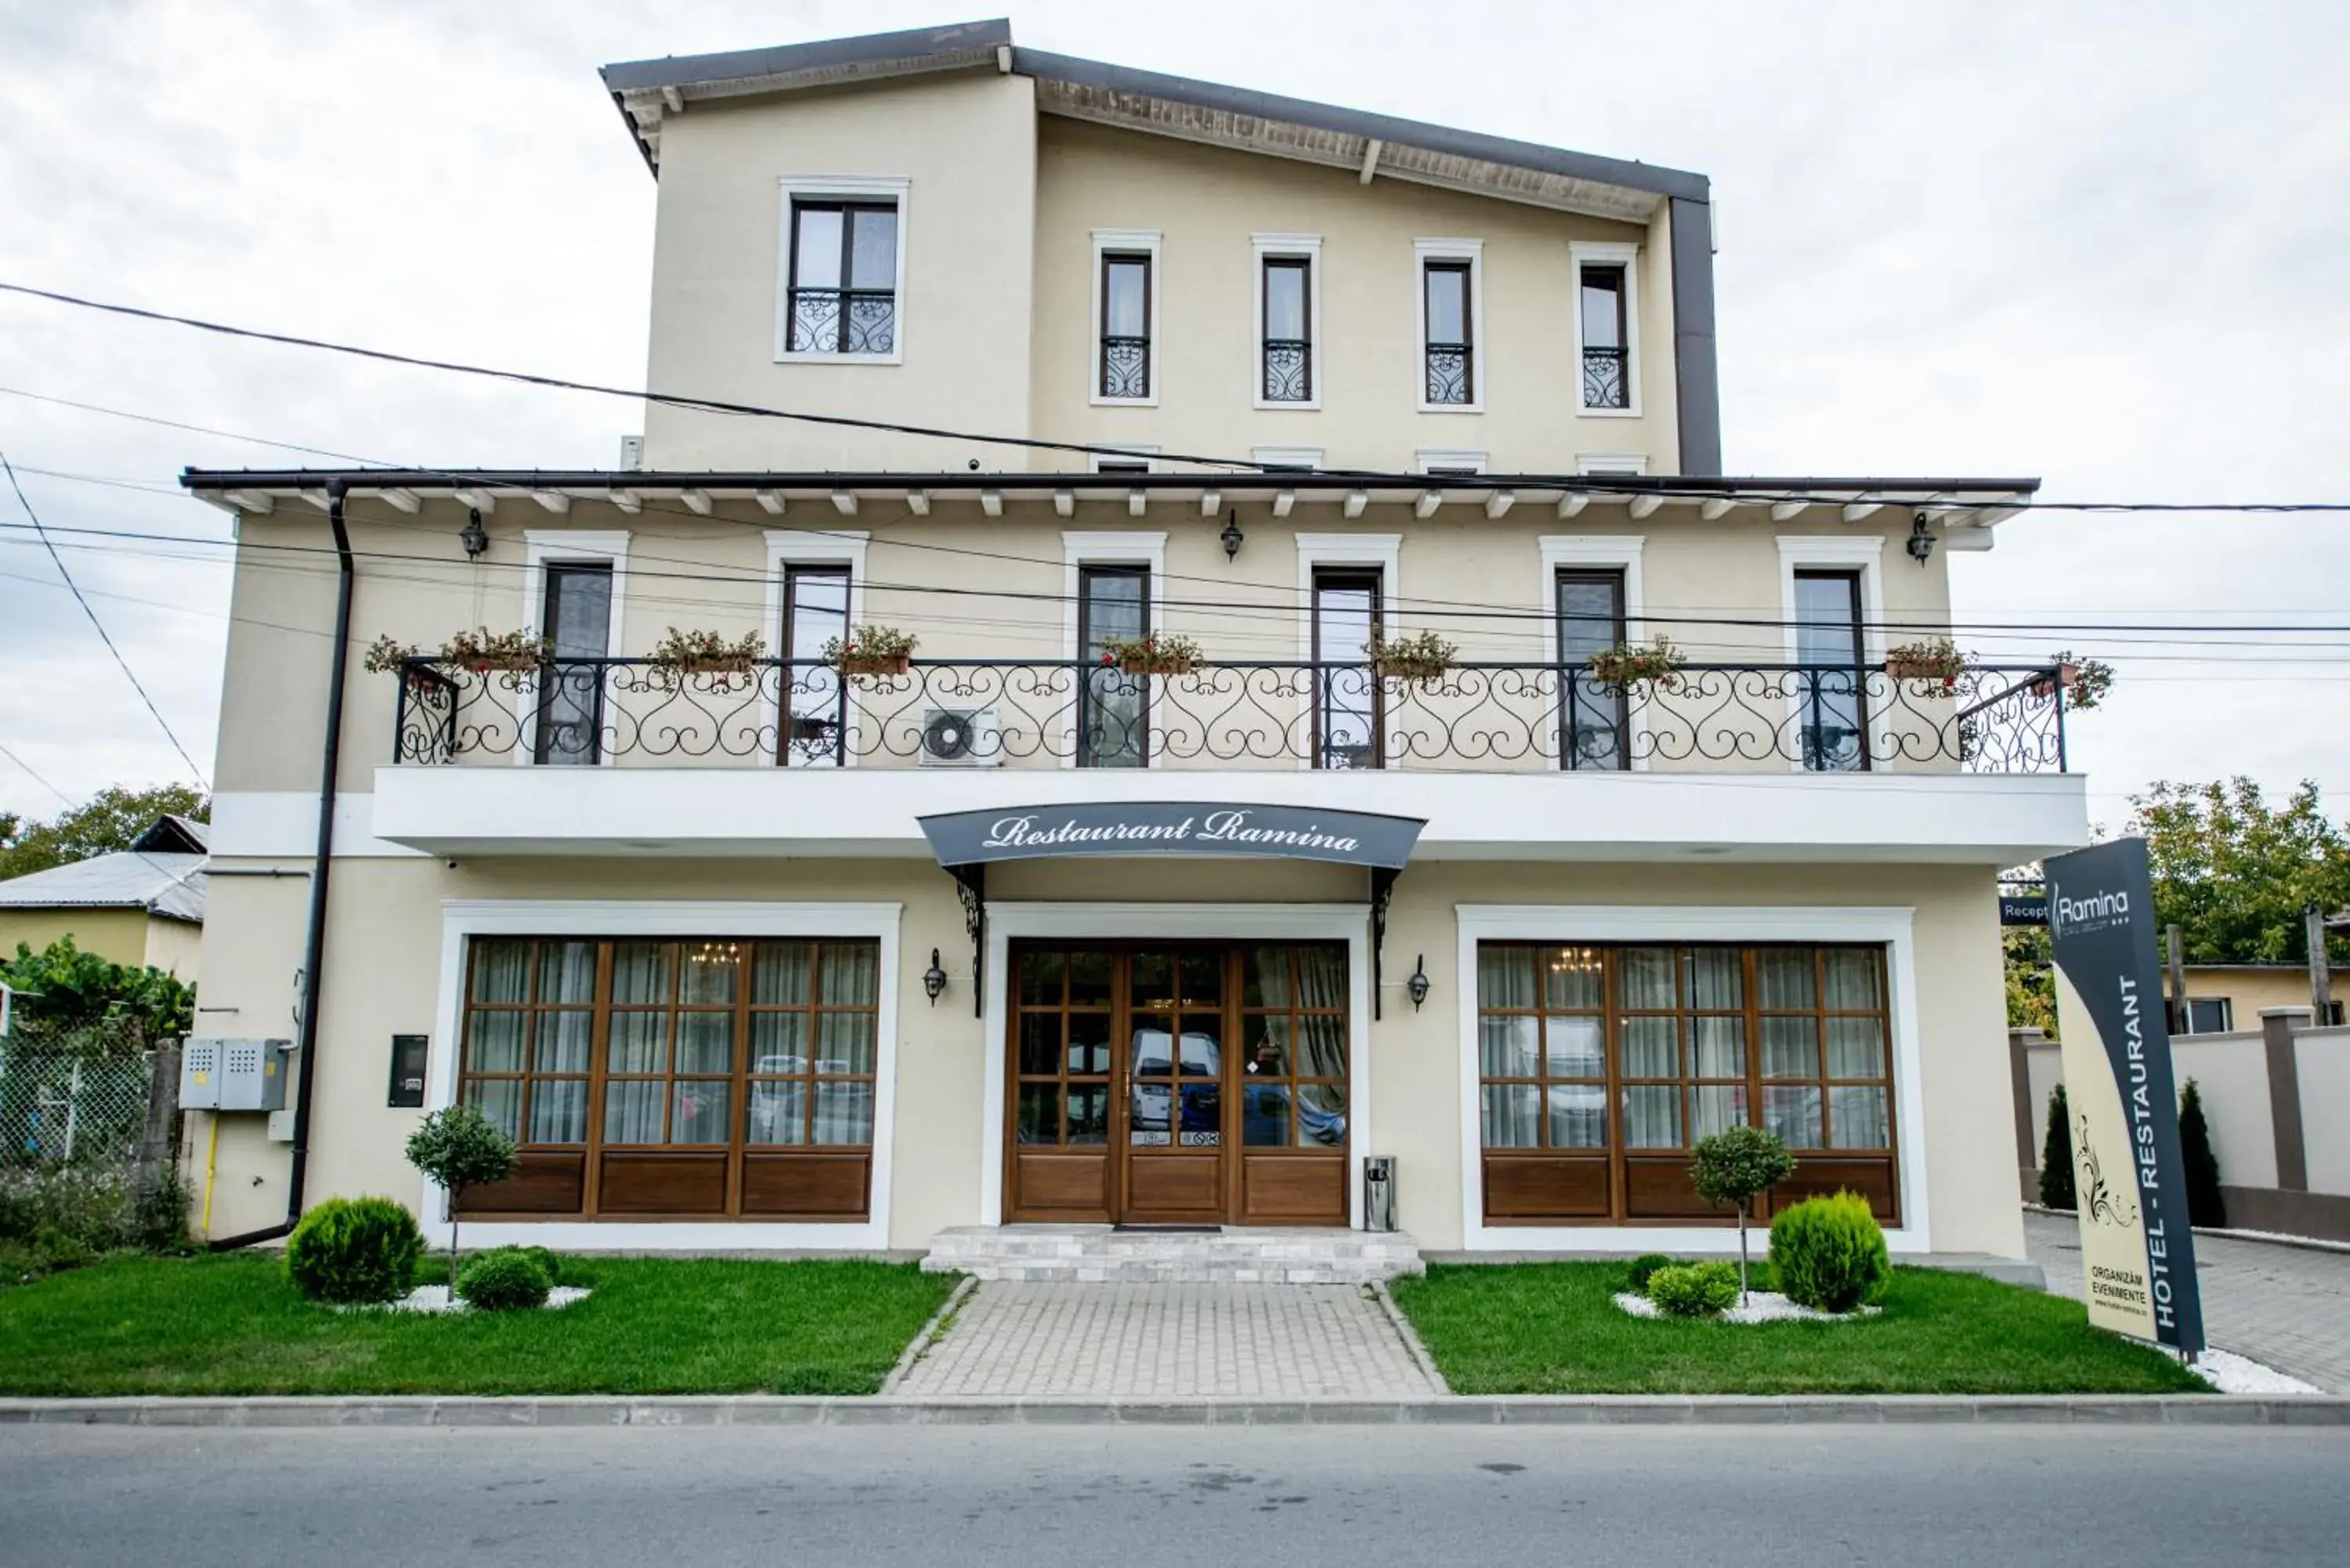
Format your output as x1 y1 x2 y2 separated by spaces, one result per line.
1006 942 1350 1226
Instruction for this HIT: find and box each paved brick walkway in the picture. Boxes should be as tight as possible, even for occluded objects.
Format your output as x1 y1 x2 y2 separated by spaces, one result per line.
892 1281 1441 1398
2023 1210 2350 1391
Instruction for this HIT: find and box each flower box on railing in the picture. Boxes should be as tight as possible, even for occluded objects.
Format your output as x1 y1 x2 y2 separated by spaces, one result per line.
1885 638 1971 691
1099 633 1202 677
649 628 766 688
823 625 918 678
1586 636 1686 692
1367 630 1459 685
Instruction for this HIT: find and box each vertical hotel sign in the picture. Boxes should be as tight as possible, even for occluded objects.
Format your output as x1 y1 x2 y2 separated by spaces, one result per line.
2047 838 2204 1356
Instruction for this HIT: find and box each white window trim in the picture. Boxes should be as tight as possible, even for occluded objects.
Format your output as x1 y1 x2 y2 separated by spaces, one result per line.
764 529 870 771
1777 534 1889 773
1577 453 1650 476
1251 233 1324 411
1089 444 1161 475
517 531 631 769
1296 533 1401 774
1539 535 1651 771
1414 237 1485 414
978 902 1374 1230
1453 904 1931 1254
1571 240 1643 417
1089 229 1162 407
422 898 903 1252
1061 530 1170 767
1415 450 1488 475
775 175 911 367
1251 446 1325 472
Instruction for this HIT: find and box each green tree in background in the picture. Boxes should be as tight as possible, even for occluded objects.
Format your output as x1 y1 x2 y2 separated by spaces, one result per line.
0 936 196 1046
2037 1084 2074 1210
2178 1079 2226 1230
2005 925 2055 1035
0 783 208 882
2131 778 2350 963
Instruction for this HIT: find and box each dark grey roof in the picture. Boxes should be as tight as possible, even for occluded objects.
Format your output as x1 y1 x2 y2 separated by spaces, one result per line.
0 852 206 924
601 19 1010 98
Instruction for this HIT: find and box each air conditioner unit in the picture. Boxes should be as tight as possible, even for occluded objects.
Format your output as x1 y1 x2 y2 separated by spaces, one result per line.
916 706 1000 768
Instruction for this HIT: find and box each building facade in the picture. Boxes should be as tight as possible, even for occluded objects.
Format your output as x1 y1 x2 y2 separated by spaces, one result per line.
180 20 2085 1259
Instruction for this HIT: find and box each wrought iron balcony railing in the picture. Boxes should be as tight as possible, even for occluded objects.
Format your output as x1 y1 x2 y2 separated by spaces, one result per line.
1099 336 1151 399
1262 339 1311 403
392 658 2071 774
1424 342 1474 405
1582 345 1628 409
786 287 896 356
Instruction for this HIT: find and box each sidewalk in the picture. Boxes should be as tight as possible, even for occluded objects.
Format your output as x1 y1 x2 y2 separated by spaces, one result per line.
2024 1210 2350 1393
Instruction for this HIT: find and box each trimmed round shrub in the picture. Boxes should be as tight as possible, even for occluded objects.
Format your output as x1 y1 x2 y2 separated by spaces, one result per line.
1622 1253 1677 1294
455 1247 554 1312
1646 1260 1740 1318
285 1197 423 1305
1769 1190 1890 1313
515 1245 562 1286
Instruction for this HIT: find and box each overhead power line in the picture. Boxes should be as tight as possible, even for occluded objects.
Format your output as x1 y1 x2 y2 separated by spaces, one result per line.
0 449 208 788
9 278 2350 511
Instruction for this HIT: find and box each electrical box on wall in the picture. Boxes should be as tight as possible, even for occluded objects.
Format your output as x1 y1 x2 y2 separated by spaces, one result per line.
186 1039 295 1112
388 1035 428 1108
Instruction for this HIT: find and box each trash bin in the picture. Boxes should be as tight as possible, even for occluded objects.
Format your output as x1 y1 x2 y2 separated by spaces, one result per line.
1362 1155 1397 1232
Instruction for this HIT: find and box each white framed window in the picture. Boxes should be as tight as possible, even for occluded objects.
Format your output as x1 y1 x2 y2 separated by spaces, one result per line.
1253 233 1323 410
1776 536 1888 774
1294 531 1402 663
1415 238 1484 412
1252 446 1325 472
520 531 630 768
765 530 870 770
776 176 910 365
1541 535 1650 772
1571 240 1642 417
1415 450 1488 476
1090 444 1159 475
1577 453 1649 476
1090 229 1162 406
1061 531 1169 768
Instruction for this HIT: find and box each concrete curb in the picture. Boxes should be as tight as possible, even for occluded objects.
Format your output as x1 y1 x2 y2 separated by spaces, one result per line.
879 1277 977 1395
1368 1281 1448 1393
4 1395 2345 1427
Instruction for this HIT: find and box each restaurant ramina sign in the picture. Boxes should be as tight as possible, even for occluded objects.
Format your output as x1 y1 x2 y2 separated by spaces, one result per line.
2046 837 2205 1357
916 802 1425 869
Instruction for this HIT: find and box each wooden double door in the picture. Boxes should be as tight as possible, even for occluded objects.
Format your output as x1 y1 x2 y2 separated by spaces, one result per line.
1006 941 1351 1226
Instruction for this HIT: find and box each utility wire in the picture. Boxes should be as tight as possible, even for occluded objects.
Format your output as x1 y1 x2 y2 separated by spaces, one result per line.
0 450 208 787
13 278 2350 511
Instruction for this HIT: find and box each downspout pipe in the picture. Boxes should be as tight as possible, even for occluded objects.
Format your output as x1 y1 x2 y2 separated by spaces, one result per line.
211 479 353 1252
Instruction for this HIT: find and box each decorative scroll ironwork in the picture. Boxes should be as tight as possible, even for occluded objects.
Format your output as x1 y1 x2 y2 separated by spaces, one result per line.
1100 336 1150 399
390 657 2072 775
1262 340 1311 402
1582 345 1628 409
1425 343 1472 405
787 287 896 355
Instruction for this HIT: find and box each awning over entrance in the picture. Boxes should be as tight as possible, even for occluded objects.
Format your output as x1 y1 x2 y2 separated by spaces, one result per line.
916 803 1428 1018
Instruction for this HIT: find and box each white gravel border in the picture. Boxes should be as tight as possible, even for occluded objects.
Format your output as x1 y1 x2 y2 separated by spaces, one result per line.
1614 1290 1879 1324
336 1285 591 1315
2190 1348 2323 1395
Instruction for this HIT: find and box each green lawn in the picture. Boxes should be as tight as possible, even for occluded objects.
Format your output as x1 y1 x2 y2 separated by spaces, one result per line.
0 1253 956 1397
1389 1263 2207 1396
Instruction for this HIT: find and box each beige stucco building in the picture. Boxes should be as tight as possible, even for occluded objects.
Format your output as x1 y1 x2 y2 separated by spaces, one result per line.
178 20 2084 1261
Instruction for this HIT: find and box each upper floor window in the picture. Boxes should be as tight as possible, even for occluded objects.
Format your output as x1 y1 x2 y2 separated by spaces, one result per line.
1416 240 1483 410
1313 569 1383 771
779 564 848 768
533 553 616 768
785 199 898 357
1091 231 1161 404
1573 242 1640 415
1793 569 1868 773
1253 235 1321 407
1079 563 1150 768
1558 569 1629 772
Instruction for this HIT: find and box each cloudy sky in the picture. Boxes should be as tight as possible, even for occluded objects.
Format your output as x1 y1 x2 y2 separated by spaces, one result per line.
1 0 2345 829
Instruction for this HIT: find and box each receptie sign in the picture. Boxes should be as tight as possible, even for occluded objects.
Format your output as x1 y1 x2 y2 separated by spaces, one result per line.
2046 837 2204 1357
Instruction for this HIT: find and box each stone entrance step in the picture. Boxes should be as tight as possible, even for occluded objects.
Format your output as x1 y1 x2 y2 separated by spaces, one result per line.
921 1224 1424 1284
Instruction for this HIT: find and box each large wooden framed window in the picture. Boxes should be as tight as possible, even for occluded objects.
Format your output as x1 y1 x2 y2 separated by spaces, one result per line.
456 935 879 1220
1477 942 1899 1225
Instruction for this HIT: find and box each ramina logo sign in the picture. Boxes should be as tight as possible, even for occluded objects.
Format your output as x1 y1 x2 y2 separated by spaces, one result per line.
2048 883 2128 941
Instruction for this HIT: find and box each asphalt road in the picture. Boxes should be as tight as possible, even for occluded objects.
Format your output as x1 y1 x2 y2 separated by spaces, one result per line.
5 1423 2345 1566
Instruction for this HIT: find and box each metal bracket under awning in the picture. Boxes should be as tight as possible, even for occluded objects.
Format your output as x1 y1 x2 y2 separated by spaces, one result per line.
947 862 985 1018
1369 865 1400 1021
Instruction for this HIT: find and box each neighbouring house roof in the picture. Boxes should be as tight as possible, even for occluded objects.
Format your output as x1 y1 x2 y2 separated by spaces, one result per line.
0 851 208 926
131 815 208 855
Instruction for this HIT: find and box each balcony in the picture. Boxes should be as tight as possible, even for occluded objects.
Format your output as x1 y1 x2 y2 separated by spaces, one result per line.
390 657 2072 775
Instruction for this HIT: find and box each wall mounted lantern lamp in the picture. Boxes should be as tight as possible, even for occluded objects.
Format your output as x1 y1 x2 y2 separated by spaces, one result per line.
1406 955 1430 1011
460 507 488 559
923 948 948 1005
1220 509 1244 562
1906 509 1936 566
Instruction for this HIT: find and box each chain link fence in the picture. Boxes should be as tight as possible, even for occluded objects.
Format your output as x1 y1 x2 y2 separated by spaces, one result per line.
0 1019 187 1261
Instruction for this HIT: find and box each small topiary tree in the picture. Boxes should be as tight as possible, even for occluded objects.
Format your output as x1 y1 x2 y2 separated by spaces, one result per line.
2038 1083 2075 1210
284 1196 423 1305
454 1246 553 1312
1690 1125 1795 1303
404 1104 518 1288
1646 1260 1741 1318
2179 1078 2226 1230
1769 1191 1890 1312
